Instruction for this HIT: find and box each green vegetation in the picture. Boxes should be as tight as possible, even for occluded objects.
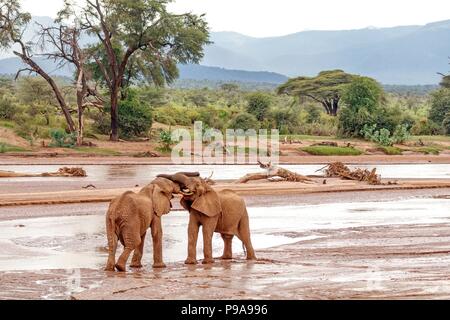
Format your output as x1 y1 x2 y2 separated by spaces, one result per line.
301 146 363 156
0 142 28 153
379 146 403 155
415 146 442 155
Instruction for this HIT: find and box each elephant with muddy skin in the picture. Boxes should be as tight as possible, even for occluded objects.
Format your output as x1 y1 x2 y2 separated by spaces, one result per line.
104 173 199 272
157 172 257 265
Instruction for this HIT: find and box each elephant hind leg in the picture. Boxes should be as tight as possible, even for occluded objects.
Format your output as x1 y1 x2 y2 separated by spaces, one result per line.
130 232 146 268
220 234 233 260
116 231 141 272
237 215 257 261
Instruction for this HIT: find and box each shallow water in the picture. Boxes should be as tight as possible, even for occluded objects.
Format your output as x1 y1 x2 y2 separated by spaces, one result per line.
0 198 449 272
0 163 449 182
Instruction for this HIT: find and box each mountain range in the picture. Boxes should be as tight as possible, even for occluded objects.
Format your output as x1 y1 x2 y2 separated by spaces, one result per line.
1 16 450 85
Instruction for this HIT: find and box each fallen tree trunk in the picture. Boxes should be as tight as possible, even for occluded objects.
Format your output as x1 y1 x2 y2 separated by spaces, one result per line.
0 167 87 178
236 161 313 184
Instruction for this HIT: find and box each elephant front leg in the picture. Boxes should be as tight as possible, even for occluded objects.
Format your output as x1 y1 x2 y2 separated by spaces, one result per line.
151 218 166 269
130 232 146 268
185 216 200 265
221 234 233 260
201 218 217 264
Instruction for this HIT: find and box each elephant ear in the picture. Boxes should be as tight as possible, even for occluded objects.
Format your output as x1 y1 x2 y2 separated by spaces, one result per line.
192 190 221 217
152 185 171 217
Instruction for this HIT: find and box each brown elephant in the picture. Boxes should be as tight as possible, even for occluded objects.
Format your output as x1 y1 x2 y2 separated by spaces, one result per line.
157 173 257 265
104 174 199 272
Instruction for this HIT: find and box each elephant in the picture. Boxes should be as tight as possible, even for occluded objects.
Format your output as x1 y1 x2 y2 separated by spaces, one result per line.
157 172 257 265
104 173 199 272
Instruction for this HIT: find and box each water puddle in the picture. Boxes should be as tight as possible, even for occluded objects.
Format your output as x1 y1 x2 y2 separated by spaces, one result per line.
0 198 449 272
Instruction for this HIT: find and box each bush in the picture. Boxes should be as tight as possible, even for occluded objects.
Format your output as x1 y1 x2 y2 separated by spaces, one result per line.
246 92 271 121
430 89 450 127
228 113 260 131
443 113 450 135
0 95 19 120
158 130 174 152
361 124 410 146
49 129 77 148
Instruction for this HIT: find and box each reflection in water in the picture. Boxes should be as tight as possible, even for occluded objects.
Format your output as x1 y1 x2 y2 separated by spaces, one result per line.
0 197 449 272
0 164 449 182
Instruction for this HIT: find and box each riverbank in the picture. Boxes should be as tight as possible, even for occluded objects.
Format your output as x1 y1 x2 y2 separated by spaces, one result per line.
1 178 450 207
2 154 450 165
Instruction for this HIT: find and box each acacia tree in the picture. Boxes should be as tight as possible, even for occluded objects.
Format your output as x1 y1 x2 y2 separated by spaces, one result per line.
63 0 210 141
277 70 356 116
0 0 76 132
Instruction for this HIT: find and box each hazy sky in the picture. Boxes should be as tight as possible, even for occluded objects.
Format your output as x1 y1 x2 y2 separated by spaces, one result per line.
22 0 450 37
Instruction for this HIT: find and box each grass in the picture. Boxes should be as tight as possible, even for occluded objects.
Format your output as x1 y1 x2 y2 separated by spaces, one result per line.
301 146 363 156
415 146 442 155
411 135 450 143
0 142 29 153
379 146 403 155
0 120 15 129
280 135 336 141
73 147 122 156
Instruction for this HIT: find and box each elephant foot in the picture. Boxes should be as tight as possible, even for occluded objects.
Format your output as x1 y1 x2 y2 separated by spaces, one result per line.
130 263 143 268
115 263 126 272
152 262 167 269
246 255 257 261
220 255 232 260
202 258 215 265
184 258 198 265
104 264 115 272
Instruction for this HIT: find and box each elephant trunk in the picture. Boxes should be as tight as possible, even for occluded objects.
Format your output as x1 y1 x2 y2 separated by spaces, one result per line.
157 172 199 185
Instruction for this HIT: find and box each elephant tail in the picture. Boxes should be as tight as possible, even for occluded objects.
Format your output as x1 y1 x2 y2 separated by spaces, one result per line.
238 210 250 256
105 211 118 254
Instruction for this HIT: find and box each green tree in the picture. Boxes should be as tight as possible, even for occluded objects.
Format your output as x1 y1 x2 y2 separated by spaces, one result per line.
338 77 384 137
94 89 152 139
246 92 271 121
63 0 210 141
429 89 450 129
228 113 259 131
277 70 356 116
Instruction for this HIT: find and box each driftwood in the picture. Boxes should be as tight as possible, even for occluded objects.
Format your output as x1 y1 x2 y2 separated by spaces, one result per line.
0 167 86 178
236 161 313 184
320 162 381 185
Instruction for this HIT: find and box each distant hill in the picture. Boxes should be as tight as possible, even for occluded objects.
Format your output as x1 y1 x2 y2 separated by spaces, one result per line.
0 57 288 84
203 21 450 85
2 16 450 84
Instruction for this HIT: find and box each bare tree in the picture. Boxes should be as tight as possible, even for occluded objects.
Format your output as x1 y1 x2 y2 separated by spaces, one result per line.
38 22 103 145
0 0 76 132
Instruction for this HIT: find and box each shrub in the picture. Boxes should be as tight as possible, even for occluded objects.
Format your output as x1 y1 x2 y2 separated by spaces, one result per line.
361 124 410 146
158 130 174 152
49 129 77 148
430 89 450 126
443 113 450 135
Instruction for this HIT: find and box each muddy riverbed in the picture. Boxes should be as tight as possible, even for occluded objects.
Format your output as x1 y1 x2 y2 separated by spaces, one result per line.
1 192 450 300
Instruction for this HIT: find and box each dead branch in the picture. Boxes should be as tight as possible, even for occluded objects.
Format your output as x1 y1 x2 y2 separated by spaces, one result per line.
320 162 381 185
236 161 313 184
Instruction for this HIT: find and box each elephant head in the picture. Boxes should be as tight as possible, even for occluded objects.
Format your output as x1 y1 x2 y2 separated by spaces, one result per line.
157 172 221 218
